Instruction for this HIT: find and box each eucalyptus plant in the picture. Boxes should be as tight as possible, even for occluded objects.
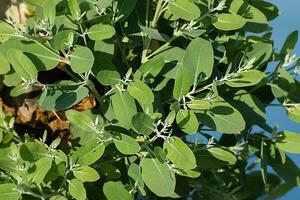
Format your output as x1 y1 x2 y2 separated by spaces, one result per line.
0 0 300 199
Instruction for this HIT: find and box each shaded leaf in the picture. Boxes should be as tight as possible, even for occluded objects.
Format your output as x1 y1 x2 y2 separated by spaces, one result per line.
132 112 154 136
176 110 198 134
71 139 105 166
183 38 214 84
6 48 38 81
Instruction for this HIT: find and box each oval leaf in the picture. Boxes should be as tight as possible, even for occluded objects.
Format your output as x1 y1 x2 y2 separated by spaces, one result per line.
176 110 199 134
132 112 154 136
173 66 192 100
70 45 95 73
226 70 267 87
140 157 175 197
0 184 20 200
65 110 96 132
6 48 38 81
164 136 196 170
97 70 120 86
111 91 137 129
276 131 300 154
169 0 200 21
71 139 105 166
39 81 89 111
88 24 115 41
74 166 100 182
183 38 214 83
68 179 86 200
103 182 133 200
113 133 140 155
213 14 246 31
127 80 154 105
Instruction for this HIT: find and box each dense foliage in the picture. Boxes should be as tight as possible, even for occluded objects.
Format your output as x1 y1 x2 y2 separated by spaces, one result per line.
0 0 300 199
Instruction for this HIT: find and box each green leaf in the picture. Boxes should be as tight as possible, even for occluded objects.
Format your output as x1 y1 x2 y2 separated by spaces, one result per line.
6 49 38 81
103 182 133 200
140 56 165 79
68 0 81 20
113 133 140 155
260 140 268 186
226 70 267 87
0 21 15 36
287 105 300 123
176 110 199 134
157 47 185 79
70 45 94 73
10 82 31 97
164 136 196 170
68 179 86 200
0 147 17 172
229 0 268 33
169 0 200 21
128 163 144 186
270 155 300 186
99 163 121 180
115 0 138 22
0 39 60 71
39 81 89 111
187 99 211 110
74 166 100 182
20 142 47 162
173 66 192 100
208 147 237 165
29 157 52 185
71 139 105 166
51 30 76 50
0 51 10 75
132 113 154 136
49 196 68 200
43 0 56 25
0 183 20 200
195 99 246 133
139 26 170 42
275 131 300 154
251 0 279 21
65 110 96 132
127 80 154 105
96 70 120 86
140 157 175 197
87 24 115 41
111 91 137 129
280 31 298 55
24 0 45 6
213 14 246 31
245 42 273 69
165 110 176 125
183 38 214 84
228 90 266 126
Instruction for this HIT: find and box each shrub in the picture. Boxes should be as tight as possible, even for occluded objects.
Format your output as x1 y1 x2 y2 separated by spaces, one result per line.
0 0 299 199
